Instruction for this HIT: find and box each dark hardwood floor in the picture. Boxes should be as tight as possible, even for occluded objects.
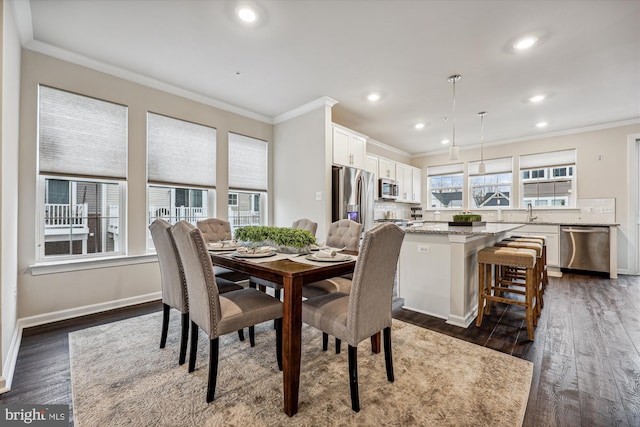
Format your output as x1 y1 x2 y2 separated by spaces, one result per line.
2 273 639 426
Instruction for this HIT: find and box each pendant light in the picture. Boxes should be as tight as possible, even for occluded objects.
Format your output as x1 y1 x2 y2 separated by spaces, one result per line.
477 111 487 174
447 74 461 160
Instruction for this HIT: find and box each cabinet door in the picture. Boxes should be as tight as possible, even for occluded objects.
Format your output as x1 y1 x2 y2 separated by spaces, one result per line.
378 159 396 180
516 224 560 267
411 167 422 203
332 127 351 167
349 135 366 170
397 164 412 202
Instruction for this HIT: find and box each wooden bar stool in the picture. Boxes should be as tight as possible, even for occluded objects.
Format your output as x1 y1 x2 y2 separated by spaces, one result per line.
476 246 538 341
495 239 544 314
509 234 548 292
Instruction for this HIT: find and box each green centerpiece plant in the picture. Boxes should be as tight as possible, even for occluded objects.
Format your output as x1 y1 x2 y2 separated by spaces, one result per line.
234 226 316 254
452 214 483 223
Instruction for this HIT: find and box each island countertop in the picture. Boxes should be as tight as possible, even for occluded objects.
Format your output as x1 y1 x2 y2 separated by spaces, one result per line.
402 222 523 236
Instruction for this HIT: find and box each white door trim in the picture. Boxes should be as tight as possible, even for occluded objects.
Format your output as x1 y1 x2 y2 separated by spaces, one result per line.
627 134 640 275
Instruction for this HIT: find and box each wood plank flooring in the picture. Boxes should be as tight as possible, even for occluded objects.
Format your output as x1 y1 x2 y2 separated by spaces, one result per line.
1 273 639 426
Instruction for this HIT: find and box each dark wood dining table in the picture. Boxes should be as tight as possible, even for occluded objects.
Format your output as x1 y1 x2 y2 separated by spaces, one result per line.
209 250 379 416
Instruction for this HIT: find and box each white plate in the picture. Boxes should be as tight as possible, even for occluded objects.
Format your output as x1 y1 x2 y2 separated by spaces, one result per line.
305 254 352 262
231 251 276 258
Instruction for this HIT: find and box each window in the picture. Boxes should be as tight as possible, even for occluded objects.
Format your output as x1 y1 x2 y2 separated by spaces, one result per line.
38 86 127 260
147 112 216 249
468 157 513 209
228 132 268 231
427 163 464 209
520 149 576 208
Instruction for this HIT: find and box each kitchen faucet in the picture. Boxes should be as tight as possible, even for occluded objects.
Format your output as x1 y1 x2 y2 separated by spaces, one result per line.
527 203 537 222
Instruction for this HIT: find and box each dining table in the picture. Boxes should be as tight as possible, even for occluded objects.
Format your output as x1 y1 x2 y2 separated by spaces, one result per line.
209 249 380 416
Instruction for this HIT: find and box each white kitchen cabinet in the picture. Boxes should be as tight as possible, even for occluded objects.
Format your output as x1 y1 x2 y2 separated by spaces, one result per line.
378 158 396 180
332 125 366 169
397 163 413 202
365 155 378 176
411 167 422 203
513 224 560 268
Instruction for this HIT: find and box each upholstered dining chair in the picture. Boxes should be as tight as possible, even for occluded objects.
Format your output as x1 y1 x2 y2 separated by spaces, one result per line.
292 217 318 237
151 220 247 356
171 221 283 403
196 218 251 291
149 219 190 365
302 222 405 412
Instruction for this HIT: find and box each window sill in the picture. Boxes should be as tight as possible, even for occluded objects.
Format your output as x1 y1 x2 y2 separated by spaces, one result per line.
29 254 158 276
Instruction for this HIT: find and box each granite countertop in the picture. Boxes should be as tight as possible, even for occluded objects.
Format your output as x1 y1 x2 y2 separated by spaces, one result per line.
416 220 618 227
402 222 523 236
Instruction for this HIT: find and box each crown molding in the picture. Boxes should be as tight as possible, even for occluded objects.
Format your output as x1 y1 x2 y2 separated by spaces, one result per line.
273 96 339 124
367 138 412 157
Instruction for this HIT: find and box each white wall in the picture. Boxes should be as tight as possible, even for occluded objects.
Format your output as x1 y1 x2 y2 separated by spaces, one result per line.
413 123 640 273
273 103 332 240
17 50 272 319
1 0 21 391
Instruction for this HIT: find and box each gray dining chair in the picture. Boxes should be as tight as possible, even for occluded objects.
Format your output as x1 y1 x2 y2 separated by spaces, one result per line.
149 219 190 365
302 222 405 412
292 217 318 237
171 221 283 403
196 218 251 291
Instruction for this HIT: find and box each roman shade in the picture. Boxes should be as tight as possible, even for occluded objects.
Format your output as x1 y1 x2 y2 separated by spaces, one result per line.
427 163 464 177
519 149 576 169
147 112 216 188
228 132 267 192
38 85 127 179
468 157 513 176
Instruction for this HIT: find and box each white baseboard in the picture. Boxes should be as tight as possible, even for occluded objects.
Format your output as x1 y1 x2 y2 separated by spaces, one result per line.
0 292 161 393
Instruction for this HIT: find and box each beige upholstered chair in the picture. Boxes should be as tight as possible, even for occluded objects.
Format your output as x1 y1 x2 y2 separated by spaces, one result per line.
196 218 251 291
149 219 190 365
292 218 318 237
302 222 405 412
171 221 283 403
302 219 363 300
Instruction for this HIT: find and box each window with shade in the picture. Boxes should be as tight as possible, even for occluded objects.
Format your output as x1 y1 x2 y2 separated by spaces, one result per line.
468 157 513 209
147 112 216 249
427 163 464 209
37 85 127 260
519 149 576 208
228 132 268 231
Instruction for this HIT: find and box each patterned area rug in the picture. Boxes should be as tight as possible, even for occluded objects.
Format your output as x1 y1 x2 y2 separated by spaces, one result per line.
69 312 532 426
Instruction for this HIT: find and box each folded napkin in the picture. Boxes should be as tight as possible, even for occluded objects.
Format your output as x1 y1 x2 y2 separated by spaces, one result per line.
315 248 337 259
236 246 274 254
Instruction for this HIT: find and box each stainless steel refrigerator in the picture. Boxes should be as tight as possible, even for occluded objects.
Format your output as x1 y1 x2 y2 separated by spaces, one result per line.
332 165 375 232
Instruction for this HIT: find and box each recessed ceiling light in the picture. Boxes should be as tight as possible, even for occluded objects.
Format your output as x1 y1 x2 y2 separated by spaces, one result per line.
536 121 548 128
529 94 545 103
367 93 381 102
238 7 257 23
514 37 538 50
441 139 450 145
414 123 425 129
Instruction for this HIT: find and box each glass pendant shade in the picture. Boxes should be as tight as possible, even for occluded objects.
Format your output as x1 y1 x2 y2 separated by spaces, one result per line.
478 162 486 174
449 145 459 160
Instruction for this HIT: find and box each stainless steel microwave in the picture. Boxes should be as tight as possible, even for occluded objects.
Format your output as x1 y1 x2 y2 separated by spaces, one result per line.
378 178 399 200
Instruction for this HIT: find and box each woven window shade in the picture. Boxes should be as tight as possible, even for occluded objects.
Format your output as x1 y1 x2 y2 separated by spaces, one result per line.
228 132 267 192
519 149 576 169
38 86 127 179
427 162 464 177
147 113 216 188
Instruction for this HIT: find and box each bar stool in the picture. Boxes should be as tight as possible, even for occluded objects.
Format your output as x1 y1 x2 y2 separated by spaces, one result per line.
495 239 544 314
477 246 538 341
509 234 548 292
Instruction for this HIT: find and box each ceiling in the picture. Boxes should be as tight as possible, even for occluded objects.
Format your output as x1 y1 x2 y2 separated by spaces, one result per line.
14 0 640 155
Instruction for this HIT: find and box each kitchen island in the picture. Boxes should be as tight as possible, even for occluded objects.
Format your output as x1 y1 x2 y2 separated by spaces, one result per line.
398 222 523 328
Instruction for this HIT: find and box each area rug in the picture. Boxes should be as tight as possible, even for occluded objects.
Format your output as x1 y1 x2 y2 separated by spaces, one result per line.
69 312 532 426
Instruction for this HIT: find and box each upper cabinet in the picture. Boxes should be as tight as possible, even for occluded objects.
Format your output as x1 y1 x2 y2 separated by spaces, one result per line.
332 124 367 169
378 158 396 180
396 163 412 202
411 166 422 204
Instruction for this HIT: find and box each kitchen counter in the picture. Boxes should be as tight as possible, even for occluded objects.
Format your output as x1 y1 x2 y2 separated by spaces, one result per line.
403 222 523 236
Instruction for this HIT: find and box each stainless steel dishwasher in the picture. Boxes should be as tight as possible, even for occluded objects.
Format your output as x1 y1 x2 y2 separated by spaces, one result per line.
560 226 610 273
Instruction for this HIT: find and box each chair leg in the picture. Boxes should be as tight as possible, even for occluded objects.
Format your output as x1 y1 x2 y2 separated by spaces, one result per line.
206 338 219 403
238 329 245 341
249 326 256 347
348 345 360 412
274 289 281 300
275 318 283 371
188 321 198 373
322 332 328 351
179 312 189 365
383 327 394 382
160 303 170 349
335 338 342 354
